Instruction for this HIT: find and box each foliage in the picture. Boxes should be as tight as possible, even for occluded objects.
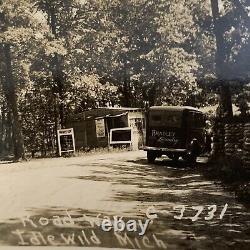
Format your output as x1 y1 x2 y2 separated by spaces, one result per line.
1 0 250 157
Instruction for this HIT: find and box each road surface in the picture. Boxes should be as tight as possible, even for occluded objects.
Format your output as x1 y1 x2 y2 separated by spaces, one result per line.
0 151 250 249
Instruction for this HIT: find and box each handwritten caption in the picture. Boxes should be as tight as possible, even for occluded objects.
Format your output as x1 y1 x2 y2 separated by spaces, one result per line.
12 210 166 249
11 204 228 248
173 204 228 221
147 204 228 222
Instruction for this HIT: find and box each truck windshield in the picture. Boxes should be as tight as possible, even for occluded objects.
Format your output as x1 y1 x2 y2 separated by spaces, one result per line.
149 111 183 128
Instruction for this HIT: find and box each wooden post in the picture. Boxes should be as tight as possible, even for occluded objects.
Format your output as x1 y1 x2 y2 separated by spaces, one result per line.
105 117 110 150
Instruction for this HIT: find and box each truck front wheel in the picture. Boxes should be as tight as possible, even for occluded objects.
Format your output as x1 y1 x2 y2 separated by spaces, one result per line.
147 151 156 163
182 152 197 164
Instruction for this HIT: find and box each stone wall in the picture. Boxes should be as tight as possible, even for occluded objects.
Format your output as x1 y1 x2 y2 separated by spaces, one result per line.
213 120 250 168
243 123 250 168
224 123 244 157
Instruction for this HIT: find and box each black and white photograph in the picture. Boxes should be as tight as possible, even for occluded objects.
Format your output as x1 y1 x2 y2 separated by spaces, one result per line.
0 0 250 249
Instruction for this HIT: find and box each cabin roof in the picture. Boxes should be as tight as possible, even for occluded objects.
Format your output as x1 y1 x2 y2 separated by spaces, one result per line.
66 107 144 122
149 106 202 112
91 107 142 111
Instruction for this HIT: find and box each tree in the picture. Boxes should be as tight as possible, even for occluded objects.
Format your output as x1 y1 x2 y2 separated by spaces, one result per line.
73 0 202 107
0 0 51 159
35 0 69 128
208 0 250 118
3 0 250 158
210 0 233 118
0 0 28 160
10 0 119 156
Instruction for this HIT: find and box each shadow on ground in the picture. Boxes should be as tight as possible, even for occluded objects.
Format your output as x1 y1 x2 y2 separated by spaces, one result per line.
65 156 250 249
1 155 250 249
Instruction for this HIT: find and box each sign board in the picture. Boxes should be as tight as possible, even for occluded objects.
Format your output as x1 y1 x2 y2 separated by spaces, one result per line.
57 128 75 156
95 119 105 138
110 127 132 145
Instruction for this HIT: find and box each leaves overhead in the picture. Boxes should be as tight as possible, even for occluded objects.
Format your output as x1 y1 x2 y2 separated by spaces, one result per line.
1 0 250 154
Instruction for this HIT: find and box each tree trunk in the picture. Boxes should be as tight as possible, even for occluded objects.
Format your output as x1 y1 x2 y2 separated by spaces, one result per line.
210 0 233 119
217 82 233 119
148 84 156 107
3 109 12 154
0 105 4 154
4 107 13 154
122 79 132 107
45 1 65 128
1 44 25 160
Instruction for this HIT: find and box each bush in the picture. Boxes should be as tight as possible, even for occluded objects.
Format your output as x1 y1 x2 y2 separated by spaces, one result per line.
206 155 250 203
207 155 246 183
236 183 250 203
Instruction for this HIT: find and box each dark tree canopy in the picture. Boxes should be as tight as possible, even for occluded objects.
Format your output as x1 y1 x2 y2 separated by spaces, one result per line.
0 0 249 157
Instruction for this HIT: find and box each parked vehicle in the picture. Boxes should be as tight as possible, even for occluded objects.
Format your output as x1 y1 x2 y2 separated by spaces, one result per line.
144 106 210 163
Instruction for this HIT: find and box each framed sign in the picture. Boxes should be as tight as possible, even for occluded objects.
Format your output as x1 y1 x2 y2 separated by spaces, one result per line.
57 128 75 156
110 127 132 145
95 119 105 138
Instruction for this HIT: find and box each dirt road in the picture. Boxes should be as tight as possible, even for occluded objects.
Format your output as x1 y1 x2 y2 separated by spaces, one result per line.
0 151 249 249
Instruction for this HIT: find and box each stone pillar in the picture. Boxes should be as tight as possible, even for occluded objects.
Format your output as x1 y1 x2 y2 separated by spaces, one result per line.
243 123 250 168
235 123 244 154
224 124 236 156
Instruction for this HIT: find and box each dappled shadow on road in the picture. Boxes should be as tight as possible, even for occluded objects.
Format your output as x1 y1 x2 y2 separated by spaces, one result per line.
1 154 250 249
2 204 248 249
0 206 166 249
66 157 208 189
66 155 250 249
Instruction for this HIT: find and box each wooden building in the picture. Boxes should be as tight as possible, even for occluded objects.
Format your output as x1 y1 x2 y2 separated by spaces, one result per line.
66 107 145 150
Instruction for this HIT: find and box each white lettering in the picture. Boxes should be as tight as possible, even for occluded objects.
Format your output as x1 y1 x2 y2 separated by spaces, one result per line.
114 232 135 248
12 230 29 246
126 220 137 233
113 216 125 232
30 231 47 245
81 230 90 245
47 235 57 246
101 219 112 232
21 216 37 228
39 217 49 226
138 219 150 236
90 230 101 245
52 215 63 227
62 210 74 226
142 236 154 248
152 234 167 249
60 233 75 245
146 206 158 220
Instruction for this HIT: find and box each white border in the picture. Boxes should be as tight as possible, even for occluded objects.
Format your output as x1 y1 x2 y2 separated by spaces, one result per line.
110 127 132 145
57 128 76 156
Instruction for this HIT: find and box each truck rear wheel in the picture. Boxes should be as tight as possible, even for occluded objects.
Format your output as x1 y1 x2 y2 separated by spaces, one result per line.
182 152 197 164
188 154 197 163
168 153 179 161
147 151 156 163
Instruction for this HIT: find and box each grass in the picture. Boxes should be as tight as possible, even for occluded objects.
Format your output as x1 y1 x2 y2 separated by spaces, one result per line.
0 145 133 163
73 145 132 157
